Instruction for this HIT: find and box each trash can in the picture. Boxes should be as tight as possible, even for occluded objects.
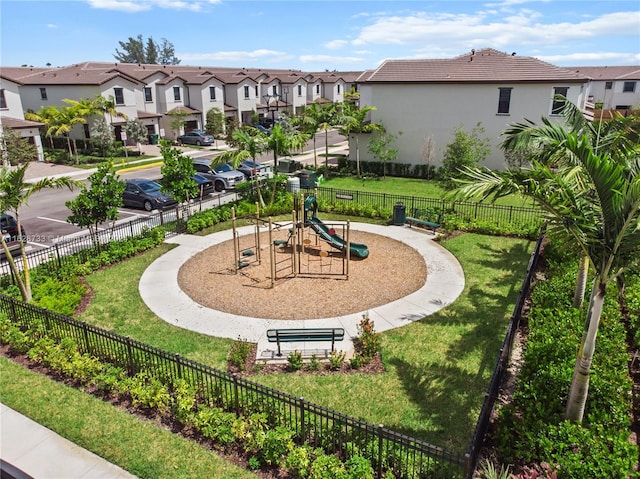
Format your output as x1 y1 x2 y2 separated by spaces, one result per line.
287 176 300 193
297 170 317 188
148 134 159 145
393 202 406 226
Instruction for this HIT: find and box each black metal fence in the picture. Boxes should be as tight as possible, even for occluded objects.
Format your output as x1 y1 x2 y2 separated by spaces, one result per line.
311 186 543 229
1 185 546 477
0 191 238 281
464 224 546 473
0 295 468 478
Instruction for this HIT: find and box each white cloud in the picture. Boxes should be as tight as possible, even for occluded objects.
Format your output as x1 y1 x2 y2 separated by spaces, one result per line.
85 0 220 12
299 54 365 65
538 51 640 65
46 23 58 29
180 49 291 64
349 9 640 54
324 39 348 50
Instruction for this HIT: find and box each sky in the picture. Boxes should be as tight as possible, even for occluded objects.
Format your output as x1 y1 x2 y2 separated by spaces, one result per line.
1 0 639 72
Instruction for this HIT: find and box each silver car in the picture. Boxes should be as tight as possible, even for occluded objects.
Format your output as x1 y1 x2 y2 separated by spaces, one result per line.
192 160 246 192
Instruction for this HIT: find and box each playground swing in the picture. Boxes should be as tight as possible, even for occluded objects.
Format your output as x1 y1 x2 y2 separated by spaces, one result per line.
231 203 264 272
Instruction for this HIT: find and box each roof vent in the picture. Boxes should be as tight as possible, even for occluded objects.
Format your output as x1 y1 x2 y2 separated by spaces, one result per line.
512 52 516 56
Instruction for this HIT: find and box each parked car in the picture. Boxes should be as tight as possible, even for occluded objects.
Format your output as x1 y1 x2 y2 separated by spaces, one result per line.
177 130 215 146
122 179 178 211
253 124 271 135
192 173 215 197
192 159 246 191
0 213 25 257
237 160 273 180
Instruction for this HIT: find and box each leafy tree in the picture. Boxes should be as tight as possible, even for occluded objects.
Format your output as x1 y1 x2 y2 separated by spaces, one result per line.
439 122 490 189
205 107 225 138
49 101 88 163
124 118 148 153
335 102 378 177
113 34 180 65
367 125 401 179
450 105 640 423
24 105 60 150
66 161 125 246
166 108 190 139
215 127 267 206
0 128 38 165
0 164 81 301
293 103 334 170
158 140 198 204
89 117 115 158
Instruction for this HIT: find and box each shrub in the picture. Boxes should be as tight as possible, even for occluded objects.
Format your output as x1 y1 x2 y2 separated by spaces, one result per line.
287 350 303 371
328 350 346 371
228 336 253 371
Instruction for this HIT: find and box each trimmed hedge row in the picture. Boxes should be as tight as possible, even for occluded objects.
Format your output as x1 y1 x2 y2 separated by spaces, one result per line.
492 244 638 478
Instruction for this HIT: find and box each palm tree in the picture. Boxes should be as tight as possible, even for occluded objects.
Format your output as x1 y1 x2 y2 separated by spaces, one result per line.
450 106 640 423
0 164 81 301
214 127 268 207
293 103 334 170
24 105 60 150
335 102 378 177
46 101 87 163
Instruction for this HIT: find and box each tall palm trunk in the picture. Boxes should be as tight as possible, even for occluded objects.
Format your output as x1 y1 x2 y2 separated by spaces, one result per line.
1 238 30 301
312 134 318 170
573 255 589 308
565 277 606 422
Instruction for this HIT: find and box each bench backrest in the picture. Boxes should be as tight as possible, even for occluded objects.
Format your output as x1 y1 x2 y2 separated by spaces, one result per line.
267 328 345 340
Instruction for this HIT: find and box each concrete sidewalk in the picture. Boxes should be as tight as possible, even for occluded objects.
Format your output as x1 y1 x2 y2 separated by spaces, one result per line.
0 403 137 479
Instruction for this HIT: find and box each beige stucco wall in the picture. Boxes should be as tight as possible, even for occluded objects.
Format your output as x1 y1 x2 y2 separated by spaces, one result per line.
358 81 585 171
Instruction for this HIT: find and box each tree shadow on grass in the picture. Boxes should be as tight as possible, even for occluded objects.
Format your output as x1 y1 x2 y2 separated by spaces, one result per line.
380 236 533 451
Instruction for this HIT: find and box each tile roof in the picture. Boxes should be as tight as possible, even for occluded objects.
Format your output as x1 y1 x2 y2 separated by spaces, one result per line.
568 66 640 80
0 116 43 129
366 48 587 83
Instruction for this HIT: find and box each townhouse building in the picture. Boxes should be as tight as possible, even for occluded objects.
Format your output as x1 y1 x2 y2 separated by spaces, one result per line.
1 48 638 170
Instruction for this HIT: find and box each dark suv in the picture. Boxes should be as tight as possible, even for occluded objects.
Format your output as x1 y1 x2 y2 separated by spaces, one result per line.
1 213 25 256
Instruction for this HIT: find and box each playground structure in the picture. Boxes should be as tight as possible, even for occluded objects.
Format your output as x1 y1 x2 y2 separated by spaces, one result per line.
229 193 369 288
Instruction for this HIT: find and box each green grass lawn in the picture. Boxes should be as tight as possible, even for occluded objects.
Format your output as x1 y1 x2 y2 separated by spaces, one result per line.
78 229 533 453
0 357 256 479
321 176 534 208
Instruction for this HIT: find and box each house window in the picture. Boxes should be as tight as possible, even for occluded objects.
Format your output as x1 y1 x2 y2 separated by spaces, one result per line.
244 86 250 99
272 85 277 95
615 105 631 110
337 84 341 94
209 86 216 100
83 124 90 139
551 87 569 115
497 88 512 114
39 88 47 100
114 88 124 105
316 84 320 94
254 86 258 97
173 86 181 101
297 85 302 96
623 81 636 93
605 81 613 90
144 87 152 102
0 89 6 109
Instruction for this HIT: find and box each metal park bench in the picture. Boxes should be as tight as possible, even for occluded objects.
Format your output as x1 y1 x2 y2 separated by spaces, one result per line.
405 208 443 233
266 327 345 357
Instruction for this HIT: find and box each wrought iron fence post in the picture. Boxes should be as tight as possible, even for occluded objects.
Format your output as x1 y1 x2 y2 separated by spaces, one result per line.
377 424 384 479
175 353 182 379
125 336 135 376
129 220 134 238
81 321 91 355
54 243 62 269
8 296 17 322
299 397 305 440
233 373 240 417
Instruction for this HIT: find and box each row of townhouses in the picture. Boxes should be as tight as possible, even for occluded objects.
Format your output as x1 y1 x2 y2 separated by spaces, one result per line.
1 48 639 170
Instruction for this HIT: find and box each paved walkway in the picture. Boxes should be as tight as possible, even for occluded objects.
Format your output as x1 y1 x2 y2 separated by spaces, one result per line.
0 403 137 479
139 223 465 360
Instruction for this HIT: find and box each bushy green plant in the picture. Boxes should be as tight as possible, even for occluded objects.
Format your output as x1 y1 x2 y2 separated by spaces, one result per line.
287 350 303 371
228 336 253 371
260 426 295 466
352 312 381 364
328 350 346 371
307 354 321 371
170 378 197 424
126 371 171 415
345 454 374 479
492 245 637 478
192 405 237 445
310 453 349 479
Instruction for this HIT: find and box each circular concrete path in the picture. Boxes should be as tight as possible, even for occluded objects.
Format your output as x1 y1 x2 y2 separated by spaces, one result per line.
139 223 465 360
